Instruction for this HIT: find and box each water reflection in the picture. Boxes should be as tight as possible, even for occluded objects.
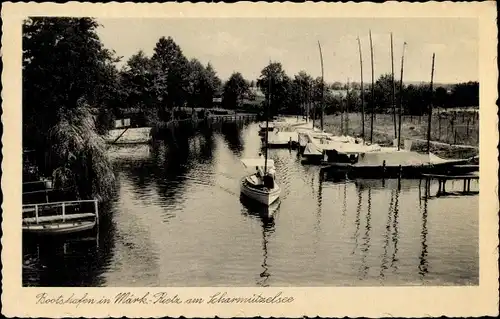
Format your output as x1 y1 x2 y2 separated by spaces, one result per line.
342 180 348 227
353 184 362 255
23 122 478 287
359 188 372 279
315 169 323 234
220 122 244 156
23 215 108 286
419 185 429 279
391 189 400 272
240 196 280 287
380 190 394 280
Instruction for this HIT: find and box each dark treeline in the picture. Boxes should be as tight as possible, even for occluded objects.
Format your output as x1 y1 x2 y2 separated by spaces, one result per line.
22 17 478 199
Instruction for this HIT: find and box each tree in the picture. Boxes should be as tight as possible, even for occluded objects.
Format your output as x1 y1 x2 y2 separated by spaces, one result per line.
434 87 449 108
450 81 479 108
257 62 293 115
120 50 166 124
204 62 222 108
186 58 209 109
151 36 189 113
404 84 428 115
332 81 343 90
370 73 398 113
222 72 249 109
23 17 118 200
292 71 314 115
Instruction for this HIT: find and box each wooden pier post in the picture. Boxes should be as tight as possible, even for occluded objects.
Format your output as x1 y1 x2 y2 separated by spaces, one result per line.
62 202 66 222
397 165 402 190
94 199 99 226
382 160 386 180
35 204 39 224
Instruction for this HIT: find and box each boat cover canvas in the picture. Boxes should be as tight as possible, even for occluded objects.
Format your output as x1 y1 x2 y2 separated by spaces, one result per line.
304 135 382 154
353 150 467 167
268 131 299 144
303 142 323 156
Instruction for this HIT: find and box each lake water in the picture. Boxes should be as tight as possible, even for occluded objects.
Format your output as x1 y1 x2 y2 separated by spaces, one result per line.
22 122 479 287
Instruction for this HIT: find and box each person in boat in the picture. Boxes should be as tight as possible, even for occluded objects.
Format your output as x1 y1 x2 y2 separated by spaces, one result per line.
255 166 261 179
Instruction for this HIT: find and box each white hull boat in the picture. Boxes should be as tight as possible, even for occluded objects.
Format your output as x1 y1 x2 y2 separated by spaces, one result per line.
23 220 96 235
240 159 281 206
22 199 99 236
240 175 281 206
249 75 281 206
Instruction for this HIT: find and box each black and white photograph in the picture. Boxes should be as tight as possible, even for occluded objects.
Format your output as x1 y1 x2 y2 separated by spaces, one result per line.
2 2 498 318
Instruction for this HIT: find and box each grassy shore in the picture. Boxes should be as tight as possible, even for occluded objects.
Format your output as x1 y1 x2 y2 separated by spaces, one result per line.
321 112 479 159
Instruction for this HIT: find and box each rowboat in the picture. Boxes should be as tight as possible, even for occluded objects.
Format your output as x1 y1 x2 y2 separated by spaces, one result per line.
23 220 96 235
22 199 99 235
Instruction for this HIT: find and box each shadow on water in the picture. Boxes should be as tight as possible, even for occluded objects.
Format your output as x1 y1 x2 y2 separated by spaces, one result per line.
239 196 280 287
23 121 225 287
220 121 244 156
22 201 116 287
150 124 217 207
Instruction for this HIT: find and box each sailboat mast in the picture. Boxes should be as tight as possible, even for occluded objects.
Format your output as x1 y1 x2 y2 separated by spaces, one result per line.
318 41 325 132
312 82 315 129
357 37 365 142
346 77 350 135
391 33 397 140
264 64 272 174
427 53 435 154
397 42 407 151
369 30 375 144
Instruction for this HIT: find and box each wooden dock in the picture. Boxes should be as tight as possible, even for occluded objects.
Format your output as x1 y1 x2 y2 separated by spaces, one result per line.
22 199 99 235
421 172 479 196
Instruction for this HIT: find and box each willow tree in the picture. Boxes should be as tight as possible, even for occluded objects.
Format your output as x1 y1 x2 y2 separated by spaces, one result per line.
23 17 119 201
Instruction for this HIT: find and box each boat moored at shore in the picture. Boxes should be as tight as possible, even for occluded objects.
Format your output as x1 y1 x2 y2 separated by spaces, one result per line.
22 199 99 235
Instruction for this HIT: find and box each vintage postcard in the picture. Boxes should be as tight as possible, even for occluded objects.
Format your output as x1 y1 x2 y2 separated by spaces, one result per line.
1 2 498 318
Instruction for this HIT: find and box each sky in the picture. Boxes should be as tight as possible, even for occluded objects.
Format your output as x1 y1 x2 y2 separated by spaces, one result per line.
96 18 478 84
